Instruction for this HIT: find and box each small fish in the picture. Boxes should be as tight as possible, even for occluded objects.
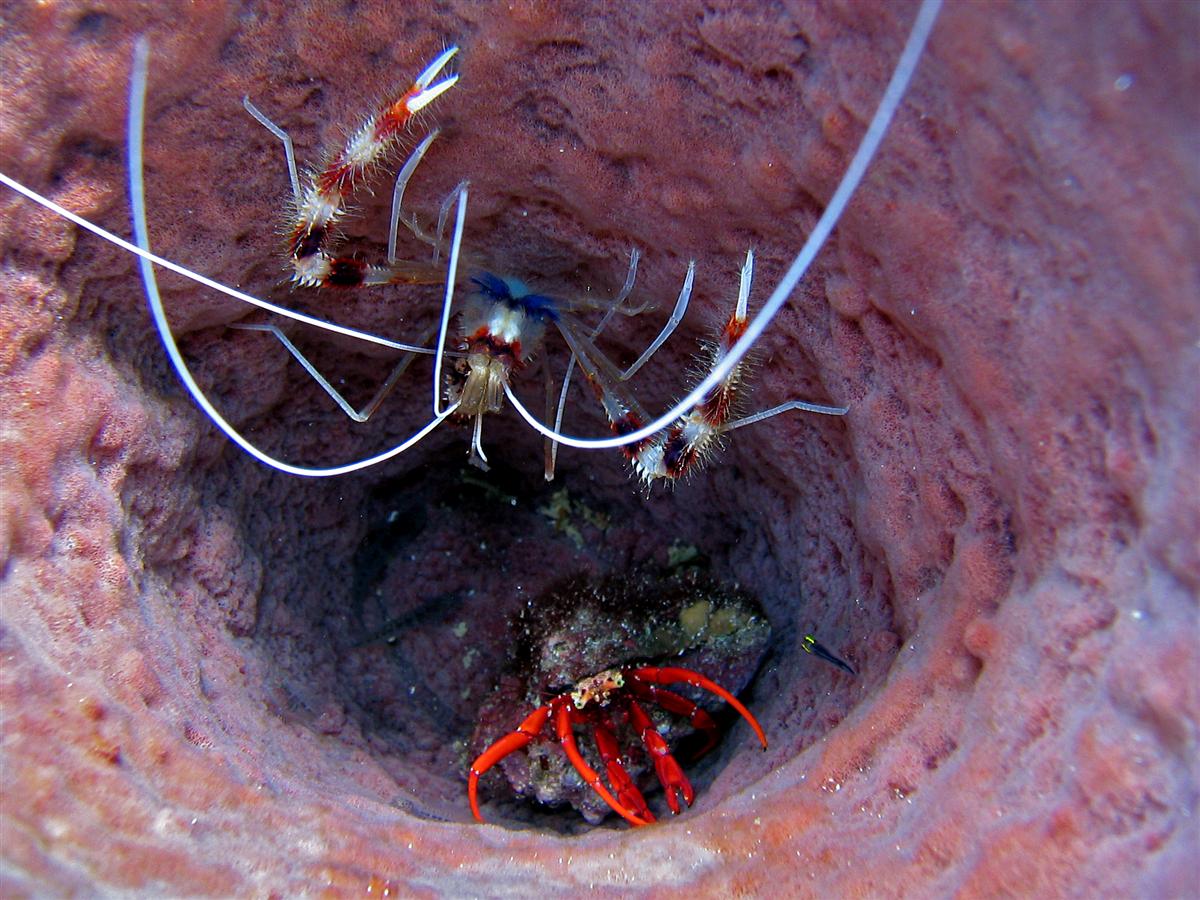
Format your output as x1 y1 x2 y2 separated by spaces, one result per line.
803 634 856 676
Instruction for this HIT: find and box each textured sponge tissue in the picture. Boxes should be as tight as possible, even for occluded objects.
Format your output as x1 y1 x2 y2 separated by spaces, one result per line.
1 1 1196 896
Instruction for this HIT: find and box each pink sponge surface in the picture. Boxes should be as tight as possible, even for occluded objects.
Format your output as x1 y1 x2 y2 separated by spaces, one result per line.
1 1 1195 895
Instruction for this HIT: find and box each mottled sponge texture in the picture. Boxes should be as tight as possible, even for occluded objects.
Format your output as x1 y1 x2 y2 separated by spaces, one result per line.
0 0 1196 896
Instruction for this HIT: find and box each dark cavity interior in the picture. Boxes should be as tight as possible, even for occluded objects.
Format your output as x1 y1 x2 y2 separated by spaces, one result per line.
145 303 879 830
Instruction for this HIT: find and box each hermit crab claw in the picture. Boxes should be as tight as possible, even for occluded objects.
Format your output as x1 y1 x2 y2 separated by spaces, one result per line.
653 753 696 816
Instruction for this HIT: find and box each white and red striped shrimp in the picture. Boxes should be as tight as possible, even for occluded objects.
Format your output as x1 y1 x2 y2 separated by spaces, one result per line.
0 0 944 483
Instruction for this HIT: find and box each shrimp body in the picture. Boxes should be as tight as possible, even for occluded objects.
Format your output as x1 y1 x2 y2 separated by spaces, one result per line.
447 273 560 468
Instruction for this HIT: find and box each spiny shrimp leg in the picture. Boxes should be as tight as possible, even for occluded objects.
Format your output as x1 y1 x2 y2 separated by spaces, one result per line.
545 247 642 480
244 48 457 289
630 667 767 750
593 713 656 823
629 681 719 757
698 249 848 427
707 249 849 426
555 704 650 827
468 705 551 823
627 699 694 815
243 102 447 287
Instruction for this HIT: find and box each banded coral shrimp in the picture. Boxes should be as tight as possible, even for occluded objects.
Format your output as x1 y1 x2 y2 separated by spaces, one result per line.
133 41 849 482
0 0 940 488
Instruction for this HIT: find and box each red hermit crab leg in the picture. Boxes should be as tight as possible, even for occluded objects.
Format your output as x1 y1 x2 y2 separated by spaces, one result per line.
554 704 650 827
627 699 695 815
593 714 656 823
468 704 551 823
629 681 720 757
629 667 768 750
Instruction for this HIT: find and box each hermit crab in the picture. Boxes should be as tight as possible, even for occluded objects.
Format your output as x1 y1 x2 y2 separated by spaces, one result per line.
466 568 775 826
466 570 857 827
469 663 767 827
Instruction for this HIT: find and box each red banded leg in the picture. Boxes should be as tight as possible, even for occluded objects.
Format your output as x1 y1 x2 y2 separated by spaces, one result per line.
629 666 768 750
593 714 655 823
629 681 719 757
555 703 650 827
558 250 847 484
627 699 694 815
468 704 550 822
248 47 459 289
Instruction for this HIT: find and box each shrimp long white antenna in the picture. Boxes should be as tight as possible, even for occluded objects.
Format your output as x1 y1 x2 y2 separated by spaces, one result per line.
502 0 943 451
127 37 456 477
432 181 470 416
0 173 434 356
